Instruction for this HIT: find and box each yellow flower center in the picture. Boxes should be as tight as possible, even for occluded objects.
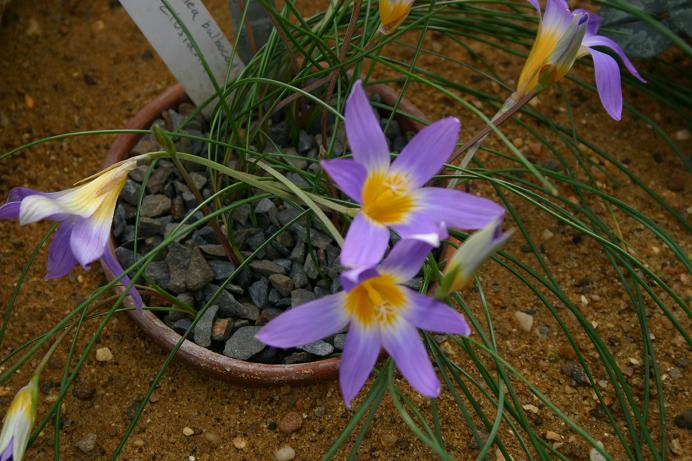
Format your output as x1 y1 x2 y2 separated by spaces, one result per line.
361 171 416 225
344 274 407 327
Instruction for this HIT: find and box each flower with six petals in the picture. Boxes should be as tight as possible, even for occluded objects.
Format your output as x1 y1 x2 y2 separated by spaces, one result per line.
257 239 471 406
518 0 645 119
321 81 504 289
0 159 143 308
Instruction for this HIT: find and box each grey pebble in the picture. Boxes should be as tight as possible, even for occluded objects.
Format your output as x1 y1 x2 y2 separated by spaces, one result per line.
291 289 316 307
193 305 218 347
172 317 193 335
208 259 236 281
249 259 286 276
223 326 265 360
140 194 171 218
299 340 334 357
333 333 346 350
249 279 269 307
120 180 141 205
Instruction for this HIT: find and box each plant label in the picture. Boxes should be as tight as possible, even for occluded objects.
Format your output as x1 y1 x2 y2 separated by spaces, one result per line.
119 0 244 112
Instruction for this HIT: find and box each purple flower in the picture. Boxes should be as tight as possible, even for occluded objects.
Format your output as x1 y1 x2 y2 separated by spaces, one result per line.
257 239 471 407
0 160 143 308
322 81 504 288
0 376 38 461
520 0 645 120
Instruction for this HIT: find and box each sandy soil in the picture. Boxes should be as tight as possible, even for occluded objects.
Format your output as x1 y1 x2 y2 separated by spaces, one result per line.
0 1 690 460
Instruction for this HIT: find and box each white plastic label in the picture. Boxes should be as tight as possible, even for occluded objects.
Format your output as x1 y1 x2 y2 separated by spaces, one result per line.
119 0 244 110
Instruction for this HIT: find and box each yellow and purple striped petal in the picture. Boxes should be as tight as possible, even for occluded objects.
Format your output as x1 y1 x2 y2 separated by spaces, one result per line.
0 377 38 461
378 0 414 34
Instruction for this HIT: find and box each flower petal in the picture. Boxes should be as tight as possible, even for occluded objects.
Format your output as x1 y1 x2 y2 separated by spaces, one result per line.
321 158 367 204
45 221 79 280
542 0 572 32
19 189 101 224
390 117 460 188
345 81 390 171
414 187 505 230
589 48 623 120
382 319 440 397
583 35 646 82
339 323 381 407
574 8 601 36
403 288 471 335
69 216 111 267
256 293 349 348
0 201 20 220
528 0 540 14
340 213 389 269
392 218 448 248
340 266 379 292
102 247 144 310
379 239 434 283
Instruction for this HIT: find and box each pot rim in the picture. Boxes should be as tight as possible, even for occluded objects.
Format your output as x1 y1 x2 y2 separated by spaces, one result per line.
101 82 428 386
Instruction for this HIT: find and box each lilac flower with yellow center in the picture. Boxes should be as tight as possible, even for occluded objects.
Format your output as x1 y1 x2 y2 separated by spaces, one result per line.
0 159 143 308
379 0 414 34
518 0 645 120
322 81 504 288
257 239 471 406
0 376 38 461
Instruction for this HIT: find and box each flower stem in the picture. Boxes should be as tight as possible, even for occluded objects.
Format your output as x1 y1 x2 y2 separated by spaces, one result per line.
152 126 244 266
33 325 71 379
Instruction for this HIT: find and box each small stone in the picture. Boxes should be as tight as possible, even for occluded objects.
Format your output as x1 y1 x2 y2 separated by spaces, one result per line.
333 333 346 350
249 260 286 276
232 436 247 449
199 244 226 258
173 318 193 335
249 279 269 307
223 326 264 359
289 263 308 288
512 137 524 148
541 229 554 241
304 255 320 279
231 204 252 225
133 438 145 447
269 274 294 297
275 446 296 461
255 198 276 214
205 432 222 447
522 404 539 414
673 408 692 429
72 380 96 401
166 242 192 293
75 433 97 453
208 260 236 281
674 129 690 141
186 248 215 290
291 288 315 307
145 261 170 287
299 340 333 357
211 318 232 342
193 305 218 347
95 347 113 362
514 311 534 332
120 179 141 205
589 442 606 461
189 172 207 190
670 438 682 455
278 412 303 434
561 361 590 386
140 195 171 217
544 431 561 441
183 427 195 436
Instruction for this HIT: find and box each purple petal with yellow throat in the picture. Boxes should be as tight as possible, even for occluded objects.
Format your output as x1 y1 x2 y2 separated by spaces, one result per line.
45 221 79 280
403 289 471 336
339 323 380 407
415 187 504 230
589 48 623 120
321 158 367 204
390 117 460 188
382 319 440 397
379 239 434 283
102 247 144 310
256 293 348 348
340 213 389 269
340 266 379 292
345 81 390 171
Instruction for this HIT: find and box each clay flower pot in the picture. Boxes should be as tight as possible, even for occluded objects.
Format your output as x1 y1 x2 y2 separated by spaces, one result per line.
102 83 428 385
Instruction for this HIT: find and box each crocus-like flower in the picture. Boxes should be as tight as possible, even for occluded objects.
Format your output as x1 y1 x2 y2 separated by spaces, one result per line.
322 81 504 288
379 0 414 34
257 239 471 406
0 159 143 308
518 0 645 120
438 219 511 296
0 376 38 461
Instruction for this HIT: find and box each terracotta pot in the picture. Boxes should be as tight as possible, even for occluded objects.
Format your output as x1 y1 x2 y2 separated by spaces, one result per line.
102 83 428 385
